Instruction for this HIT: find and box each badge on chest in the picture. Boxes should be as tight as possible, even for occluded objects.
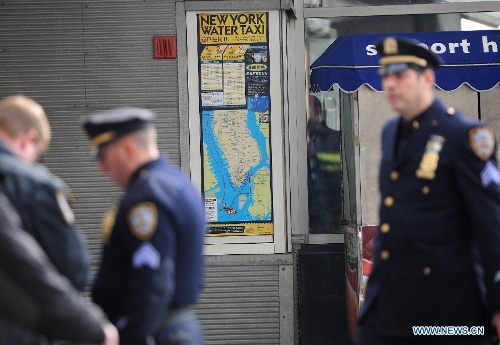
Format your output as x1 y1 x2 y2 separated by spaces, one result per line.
416 135 445 180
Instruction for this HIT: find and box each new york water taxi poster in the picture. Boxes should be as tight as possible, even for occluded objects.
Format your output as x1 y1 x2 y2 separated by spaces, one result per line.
197 12 273 236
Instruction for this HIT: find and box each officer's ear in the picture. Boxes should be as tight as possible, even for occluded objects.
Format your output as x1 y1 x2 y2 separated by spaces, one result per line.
422 68 436 87
119 135 138 159
18 129 43 163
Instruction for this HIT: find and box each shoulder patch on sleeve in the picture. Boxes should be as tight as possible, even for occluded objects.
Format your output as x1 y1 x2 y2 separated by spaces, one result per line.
55 190 75 225
469 126 495 161
127 202 158 240
132 242 160 270
102 204 118 244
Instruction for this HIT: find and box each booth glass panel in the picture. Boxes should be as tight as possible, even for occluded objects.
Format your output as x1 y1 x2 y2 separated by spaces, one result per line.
305 12 500 235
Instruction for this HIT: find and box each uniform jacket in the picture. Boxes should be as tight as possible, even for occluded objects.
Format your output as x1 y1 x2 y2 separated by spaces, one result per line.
0 142 90 290
92 156 205 345
0 186 105 344
360 98 500 337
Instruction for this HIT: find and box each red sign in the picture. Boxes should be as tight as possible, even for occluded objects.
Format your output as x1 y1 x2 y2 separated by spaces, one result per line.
153 36 176 59
344 225 359 342
362 226 377 277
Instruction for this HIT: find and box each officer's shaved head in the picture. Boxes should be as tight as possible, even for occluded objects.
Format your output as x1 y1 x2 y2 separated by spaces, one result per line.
0 95 51 150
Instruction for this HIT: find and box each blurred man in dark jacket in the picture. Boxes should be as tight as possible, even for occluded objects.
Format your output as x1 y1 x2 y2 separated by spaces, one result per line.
0 95 90 291
0 95 91 344
0 183 118 345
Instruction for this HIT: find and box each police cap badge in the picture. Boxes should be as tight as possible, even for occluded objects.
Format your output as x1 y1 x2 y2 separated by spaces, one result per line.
375 37 443 76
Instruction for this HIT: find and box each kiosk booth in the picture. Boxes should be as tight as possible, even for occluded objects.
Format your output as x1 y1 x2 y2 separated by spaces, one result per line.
310 30 500 341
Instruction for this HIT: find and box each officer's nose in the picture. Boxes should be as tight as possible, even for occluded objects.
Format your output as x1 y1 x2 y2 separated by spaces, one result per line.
382 75 399 93
383 74 396 86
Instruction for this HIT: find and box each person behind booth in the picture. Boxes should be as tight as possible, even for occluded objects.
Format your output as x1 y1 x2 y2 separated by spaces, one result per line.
81 108 206 345
357 37 500 344
307 94 342 234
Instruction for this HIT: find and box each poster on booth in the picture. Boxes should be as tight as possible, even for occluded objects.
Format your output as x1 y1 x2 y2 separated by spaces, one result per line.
197 12 273 236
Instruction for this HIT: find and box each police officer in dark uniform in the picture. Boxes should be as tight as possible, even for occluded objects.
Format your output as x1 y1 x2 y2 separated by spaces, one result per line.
0 96 91 345
357 37 500 344
307 94 342 234
82 108 205 345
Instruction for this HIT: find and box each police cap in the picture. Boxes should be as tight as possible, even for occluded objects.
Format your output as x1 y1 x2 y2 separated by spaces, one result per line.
81 107 156 149
375 37 443 76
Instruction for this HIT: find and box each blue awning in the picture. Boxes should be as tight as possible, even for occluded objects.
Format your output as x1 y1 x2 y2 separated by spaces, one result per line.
310 31 500 93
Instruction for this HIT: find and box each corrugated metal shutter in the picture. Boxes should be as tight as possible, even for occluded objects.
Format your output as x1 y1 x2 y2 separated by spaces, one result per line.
82 0 180 161
194 265 281 345
0 0 179 268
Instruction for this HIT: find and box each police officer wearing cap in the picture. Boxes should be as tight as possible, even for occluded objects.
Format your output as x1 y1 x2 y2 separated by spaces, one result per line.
82 108 205 345
357 37 500 345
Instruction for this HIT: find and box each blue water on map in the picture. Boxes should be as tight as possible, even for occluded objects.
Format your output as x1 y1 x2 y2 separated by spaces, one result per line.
203 109 271 222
